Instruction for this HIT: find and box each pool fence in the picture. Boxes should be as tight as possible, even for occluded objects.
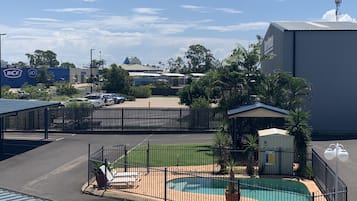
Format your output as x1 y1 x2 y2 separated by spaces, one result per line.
87 144 347 201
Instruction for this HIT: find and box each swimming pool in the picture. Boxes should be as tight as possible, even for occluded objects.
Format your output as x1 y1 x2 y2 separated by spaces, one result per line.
167 177 311 201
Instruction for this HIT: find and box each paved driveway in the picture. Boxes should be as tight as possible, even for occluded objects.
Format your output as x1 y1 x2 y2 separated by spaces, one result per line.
0 133 214 201
312 140 357 200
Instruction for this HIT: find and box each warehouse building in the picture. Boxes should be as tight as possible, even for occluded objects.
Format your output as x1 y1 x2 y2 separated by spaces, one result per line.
261 21 357 137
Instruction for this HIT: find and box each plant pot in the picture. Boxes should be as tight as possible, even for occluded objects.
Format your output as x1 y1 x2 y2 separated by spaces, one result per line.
95 172 107 189
225 190 240 201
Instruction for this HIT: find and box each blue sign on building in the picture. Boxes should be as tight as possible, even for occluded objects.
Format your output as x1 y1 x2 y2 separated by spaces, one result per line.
0 67 70 88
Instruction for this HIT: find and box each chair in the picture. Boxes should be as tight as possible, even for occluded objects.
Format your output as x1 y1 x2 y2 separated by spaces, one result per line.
100 165 140 188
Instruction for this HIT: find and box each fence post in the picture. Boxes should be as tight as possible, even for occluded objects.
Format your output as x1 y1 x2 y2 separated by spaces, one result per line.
62 107 65 131
87 144 90 187
164 167 167 201
124 145 128 172
179 108 182 129
121 108 124 134
146 141 150 174
101 146 104 162
104 159 108 190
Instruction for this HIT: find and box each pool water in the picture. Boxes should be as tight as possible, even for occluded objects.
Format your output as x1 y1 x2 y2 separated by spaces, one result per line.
167 177 311 201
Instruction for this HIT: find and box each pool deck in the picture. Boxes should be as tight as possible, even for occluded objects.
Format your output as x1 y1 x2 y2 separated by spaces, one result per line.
82 165 325 201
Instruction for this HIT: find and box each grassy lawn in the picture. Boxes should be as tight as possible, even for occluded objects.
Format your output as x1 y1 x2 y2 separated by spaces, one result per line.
116 144 214 167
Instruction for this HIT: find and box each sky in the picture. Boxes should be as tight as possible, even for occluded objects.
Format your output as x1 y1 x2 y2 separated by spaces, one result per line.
0 0 356 68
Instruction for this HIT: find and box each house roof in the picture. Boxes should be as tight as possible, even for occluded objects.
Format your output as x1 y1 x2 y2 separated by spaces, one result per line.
272 21 357 32
0 99 60 117
227 102 288 119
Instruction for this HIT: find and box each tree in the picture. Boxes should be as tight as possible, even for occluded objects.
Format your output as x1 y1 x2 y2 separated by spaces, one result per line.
59 62 76 68
213 121 232 174
102 64 131 94
26 50 59 67
244 135 258 176
168 56 186 73
286 109 311 177
185 44 217 73
258 71 310 110
35 66 55 87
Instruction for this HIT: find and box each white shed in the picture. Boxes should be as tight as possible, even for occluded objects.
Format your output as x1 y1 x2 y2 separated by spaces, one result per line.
258 128 294 175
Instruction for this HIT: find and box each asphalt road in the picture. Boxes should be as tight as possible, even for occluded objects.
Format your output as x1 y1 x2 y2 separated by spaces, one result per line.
0 133 214 201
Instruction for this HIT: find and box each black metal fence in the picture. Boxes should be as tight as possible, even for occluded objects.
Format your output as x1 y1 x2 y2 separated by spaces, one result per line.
87 144 345 201
5 107 224 132
312 149 348 201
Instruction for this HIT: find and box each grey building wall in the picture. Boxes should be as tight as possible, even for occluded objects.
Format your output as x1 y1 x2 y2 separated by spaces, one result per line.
262 24 357 136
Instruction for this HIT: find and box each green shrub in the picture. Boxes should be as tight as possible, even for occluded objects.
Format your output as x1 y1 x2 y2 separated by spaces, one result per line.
129 86 152 98
55 83 78 96
191 97 210 109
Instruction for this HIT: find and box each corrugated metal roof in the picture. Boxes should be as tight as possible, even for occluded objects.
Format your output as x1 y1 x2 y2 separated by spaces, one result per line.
120 64 162 72
0 99 59 117
227 102 288 117
0 187 50 201
272 21 357 31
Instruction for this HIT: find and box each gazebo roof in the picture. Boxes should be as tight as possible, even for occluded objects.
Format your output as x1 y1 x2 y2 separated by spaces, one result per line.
0 99 60 118
227 102 288 119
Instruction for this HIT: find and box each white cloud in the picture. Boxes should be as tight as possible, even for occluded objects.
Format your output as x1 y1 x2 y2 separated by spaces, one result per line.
201 22 269 32
322 9 356 22
25 18 62 23
133 8 163 15
83 0 96 2
216 8 242 14
44 8 99 14
180 4 207 13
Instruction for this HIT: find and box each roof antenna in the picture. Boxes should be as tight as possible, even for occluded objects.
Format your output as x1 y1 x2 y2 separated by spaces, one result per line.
335 0 342 21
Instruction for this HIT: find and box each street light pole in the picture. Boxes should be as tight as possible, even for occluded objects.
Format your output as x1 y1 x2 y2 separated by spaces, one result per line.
324 143 349 201
0 33 6 99
335 0 342 22
90 48 94 94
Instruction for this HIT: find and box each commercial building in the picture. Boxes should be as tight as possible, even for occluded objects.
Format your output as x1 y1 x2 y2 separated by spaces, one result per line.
261 21 357 136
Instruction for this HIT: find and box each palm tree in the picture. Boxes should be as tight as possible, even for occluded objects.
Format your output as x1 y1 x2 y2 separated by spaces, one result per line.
286 109 311 177
244 135 258 176
213 122 232 174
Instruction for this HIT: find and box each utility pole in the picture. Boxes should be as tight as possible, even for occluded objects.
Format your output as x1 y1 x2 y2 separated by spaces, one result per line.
90 48 94 94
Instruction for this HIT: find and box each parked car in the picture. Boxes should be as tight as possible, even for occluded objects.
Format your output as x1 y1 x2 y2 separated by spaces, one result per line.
84 94 105 108
102 94 115 106
108 94 125 104
60 97 91 107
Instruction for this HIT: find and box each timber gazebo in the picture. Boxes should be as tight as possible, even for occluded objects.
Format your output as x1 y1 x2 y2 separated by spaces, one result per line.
227 102 289 149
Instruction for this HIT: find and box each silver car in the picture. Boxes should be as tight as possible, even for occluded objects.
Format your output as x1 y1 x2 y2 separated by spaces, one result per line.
84 94 105 108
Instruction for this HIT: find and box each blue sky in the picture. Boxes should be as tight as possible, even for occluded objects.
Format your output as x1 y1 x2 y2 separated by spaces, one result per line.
0 0 356 67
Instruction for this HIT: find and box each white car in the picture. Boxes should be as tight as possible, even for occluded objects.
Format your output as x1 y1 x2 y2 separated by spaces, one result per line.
61 98 90 106
84 94 105 108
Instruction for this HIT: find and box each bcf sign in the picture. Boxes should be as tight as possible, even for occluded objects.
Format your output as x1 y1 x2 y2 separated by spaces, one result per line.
3 68 23 78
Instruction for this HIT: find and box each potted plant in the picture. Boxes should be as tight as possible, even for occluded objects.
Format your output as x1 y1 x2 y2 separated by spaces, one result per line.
225 160 240 201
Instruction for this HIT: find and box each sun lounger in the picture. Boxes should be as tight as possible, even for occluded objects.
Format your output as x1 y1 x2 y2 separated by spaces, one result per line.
100 165 140 188
99 165 140 177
